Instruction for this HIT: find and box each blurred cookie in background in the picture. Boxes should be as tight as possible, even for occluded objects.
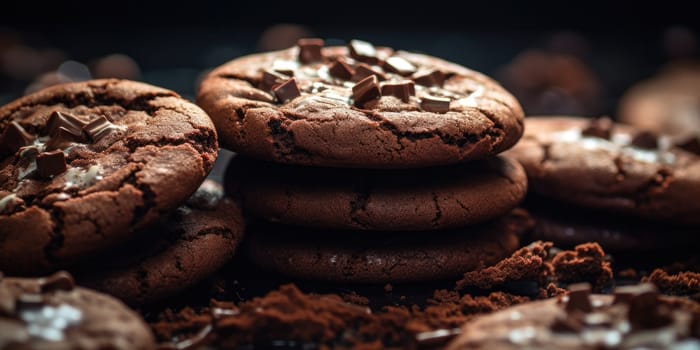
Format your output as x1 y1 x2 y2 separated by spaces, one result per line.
497 49 602 116
618 63 700 139
91 53 141 80
257 23 314 51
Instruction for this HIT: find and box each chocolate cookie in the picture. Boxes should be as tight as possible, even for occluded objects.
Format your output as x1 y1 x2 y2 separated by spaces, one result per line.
526 197 700 253
0 79 218 275
619 65 700 138
198 38 524 168
0 271 155 349
78 180 245 305
506 116 700 225
447 283 700 349
225 155 527 230
246 210 531 283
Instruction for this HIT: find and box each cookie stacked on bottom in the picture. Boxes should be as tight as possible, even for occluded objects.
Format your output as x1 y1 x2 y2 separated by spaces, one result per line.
507 116 700 255
199 38 529 283
0 80 245 305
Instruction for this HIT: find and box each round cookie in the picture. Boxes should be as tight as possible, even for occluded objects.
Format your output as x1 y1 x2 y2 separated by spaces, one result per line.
506 116 700 225
77 180 245 305
619 65 700 138
447 283 700 350
226 155 527 231
0 271 155 350
526 197 700 254
0 79 218 275
198 38 524 168
246 209 531 283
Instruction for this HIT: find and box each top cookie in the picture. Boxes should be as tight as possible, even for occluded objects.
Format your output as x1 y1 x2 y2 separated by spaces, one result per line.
198 39 524 168
0 79 218 274
506 116 700 225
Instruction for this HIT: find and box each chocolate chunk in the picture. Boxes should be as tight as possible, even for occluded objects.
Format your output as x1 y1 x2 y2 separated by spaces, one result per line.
421 96 450 113
0 121 35 157
272 61 297 76
36 150 67 178
381 81 415 103
676 135 700 155
40 271 75 293
83 116 117 143
565 283 592 313
348 39 379 65
581 117 613 139
550 313 584 333
273 78 302 103
45 111 87 150
383 56 417 76
329 58 355 80
351 63 387 82
297 38 324 64
631 131 659 149
46 111 87 137
413 69 445 87
352 75 381 107
261 70 289 92
613 283 671 329
613 283 658 304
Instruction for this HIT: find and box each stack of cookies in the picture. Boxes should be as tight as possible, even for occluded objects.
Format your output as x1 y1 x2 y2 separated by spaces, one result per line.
199 39 530 283
0 79 245 305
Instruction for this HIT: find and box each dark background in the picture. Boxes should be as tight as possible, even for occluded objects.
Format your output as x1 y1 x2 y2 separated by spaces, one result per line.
1 1 698 115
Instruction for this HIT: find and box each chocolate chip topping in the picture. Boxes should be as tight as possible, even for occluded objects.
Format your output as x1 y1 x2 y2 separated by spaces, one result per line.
381 81 415 103
0 121 35 157
421 95 450 113
613 283 675 330
565 283 592 313
348 39 378 65
581 116 613 139
36 150 67 178
613 283 659 304
297 38 324 64
272 78 301 103
45 111 88 151
351 63 387 82
46 111 86 137
352 75 381 107
413 69 445 87
328 58 355 80
83 116 118 143
261 70 289 92
383 56 417 76
39 271 75 293
631 130 659 149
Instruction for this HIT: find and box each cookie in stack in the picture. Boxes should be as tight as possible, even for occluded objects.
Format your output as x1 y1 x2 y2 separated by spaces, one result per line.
0 79 245 304
199 39 529 283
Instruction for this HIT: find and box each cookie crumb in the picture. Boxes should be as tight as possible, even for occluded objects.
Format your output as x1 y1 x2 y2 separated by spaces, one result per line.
341 291 370 306
642 269 700 296
384 284 393 293
456 241 554 290
551 242 612 291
